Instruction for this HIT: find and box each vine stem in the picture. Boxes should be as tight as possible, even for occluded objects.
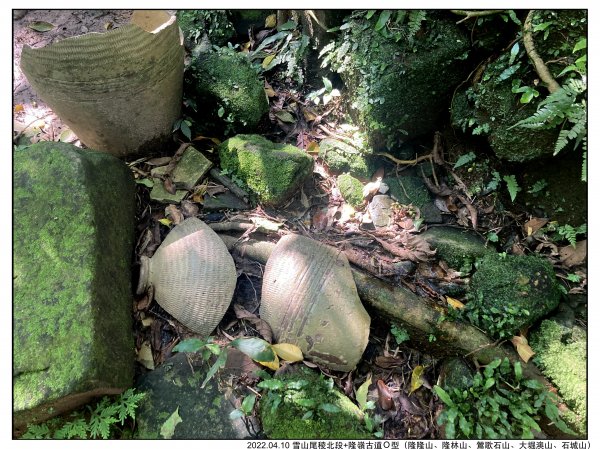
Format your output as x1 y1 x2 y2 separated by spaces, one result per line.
523 10 560 93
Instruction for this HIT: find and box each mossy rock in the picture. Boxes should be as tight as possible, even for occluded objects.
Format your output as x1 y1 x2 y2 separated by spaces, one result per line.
337 173 364 208
334 12 470 148
470 254 561 336
319 138 372 178
438 358 474 392
176 10 235 49
218 134 313 206
259 367 371 439
529 320 586 436
13 142 136 430
385 176 441 223
421 226 493 270
451 10 587 162
185 48 269 135
134 353 249 439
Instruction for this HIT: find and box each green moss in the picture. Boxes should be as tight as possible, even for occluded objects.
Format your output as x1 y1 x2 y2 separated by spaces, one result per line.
259 368 370 439
529 320 586 435
319 138 372 178
337 173 364 208
385 176 441 223
331 13 470 148
218 134 313 206
468 254 561 337
185 48 269 135
421 226 493 271
13 142 135 427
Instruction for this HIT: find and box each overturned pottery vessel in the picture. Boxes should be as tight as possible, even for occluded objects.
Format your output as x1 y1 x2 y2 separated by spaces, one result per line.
260 235 370 371
137 217 237 336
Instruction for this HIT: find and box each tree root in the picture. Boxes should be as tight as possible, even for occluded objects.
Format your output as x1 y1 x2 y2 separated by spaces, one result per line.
450 10 506 25
523 10 560 93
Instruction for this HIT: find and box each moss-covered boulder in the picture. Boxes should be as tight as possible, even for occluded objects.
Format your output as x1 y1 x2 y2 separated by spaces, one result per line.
13 142 136 430
185 48 269 135
385 176 442 223
438 358 474 392
468 254 561 338
451 10 587 162
176 10 235 49
327 11 470 148
337 173 364 208
529 320 586 436
421 226 493 270
218 134 313 206
259 367 370 439
134 353 249 439
319 138 372 178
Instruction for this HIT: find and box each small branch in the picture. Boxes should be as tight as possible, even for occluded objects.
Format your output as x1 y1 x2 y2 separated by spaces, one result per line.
375 152 432 166
523 10 560 93
450 10 506 24
209 168 250 203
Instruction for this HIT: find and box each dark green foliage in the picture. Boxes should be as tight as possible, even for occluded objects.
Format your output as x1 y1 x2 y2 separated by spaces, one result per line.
435 358 574 439
465 253 561 338
176 10 235 48
22 389 145 439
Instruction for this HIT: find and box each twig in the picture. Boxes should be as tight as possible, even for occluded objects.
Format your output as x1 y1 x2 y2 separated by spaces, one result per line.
451 9 506 24
523 10 560 93
209 168 250 203
316 124 356 146
375 152 433 166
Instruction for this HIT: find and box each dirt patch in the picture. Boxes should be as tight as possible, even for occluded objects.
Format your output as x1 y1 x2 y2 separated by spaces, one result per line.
13 10 133 144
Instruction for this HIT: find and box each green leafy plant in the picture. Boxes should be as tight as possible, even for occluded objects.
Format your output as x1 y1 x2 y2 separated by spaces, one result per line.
390 323 410 345
355 375 384 437
556 223 587 247
527 179 548 195
463 292 527 340
22 389 146 439
229 393 257 420
434 358 574 439
453 152 476 169
306 77 341 105
503 174 521 202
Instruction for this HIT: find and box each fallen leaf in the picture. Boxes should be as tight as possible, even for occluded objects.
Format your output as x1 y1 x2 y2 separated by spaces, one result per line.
446 296 465 309
192 135 221 145
158 218 172 227
300 188 310 209
559 240 587 267
524 217 549 236
409 365 425 394
231 337 276 363
271 343 303 362
141 317 154 327
265 13 277 28
28 21 54 32
375 356 404 369
180 200 199 217
104 22 113 30
14 104 24 113
136 294 152 310
306 141 320 154
165 205 184 225
163 177 176 194
160 407 182 439
223 347 261 379
312 208 329 231
274 110 295 123
363 180 381 198
58 128 76 142
262 54 277 69
377 379 395 410
303 108 318 122
511 335 535 363
136 178 154 188
233 304 273 343
258 352 280 371
137 341 155 370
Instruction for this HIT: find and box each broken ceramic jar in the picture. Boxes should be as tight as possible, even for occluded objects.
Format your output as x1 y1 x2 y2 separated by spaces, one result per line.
137 217 237 336
260 234 370 371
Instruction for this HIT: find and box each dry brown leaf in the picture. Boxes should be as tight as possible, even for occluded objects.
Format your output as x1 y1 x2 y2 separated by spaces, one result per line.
312 208 329 231
303 108 318 122
376 379 395 411
180 200 199 217
233 304 273 343
511 335 535 363
163 177 176 194
523 217 549 236
306 141 320 154
559 240 587 267
165 204 184 225
137 341 155 370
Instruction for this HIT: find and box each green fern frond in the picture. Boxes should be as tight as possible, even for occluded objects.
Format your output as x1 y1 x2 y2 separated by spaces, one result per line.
407 10 427 41
581 138 587 182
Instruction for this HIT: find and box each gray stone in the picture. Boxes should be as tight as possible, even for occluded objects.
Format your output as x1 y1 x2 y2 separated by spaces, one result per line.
368 195 395 228
203 192 250 211
151 146 212 190
13 142 135 430
421 226 493 270
134 353 250 439
439 358 474 392
385 176 442 223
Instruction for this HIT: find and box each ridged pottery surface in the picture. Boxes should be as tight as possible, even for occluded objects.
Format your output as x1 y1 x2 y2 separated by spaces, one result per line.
20 10 184 157
260 235 370 371
137 217 236 336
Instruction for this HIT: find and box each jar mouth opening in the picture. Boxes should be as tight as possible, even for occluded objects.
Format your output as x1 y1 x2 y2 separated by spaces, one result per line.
136 255 150 295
